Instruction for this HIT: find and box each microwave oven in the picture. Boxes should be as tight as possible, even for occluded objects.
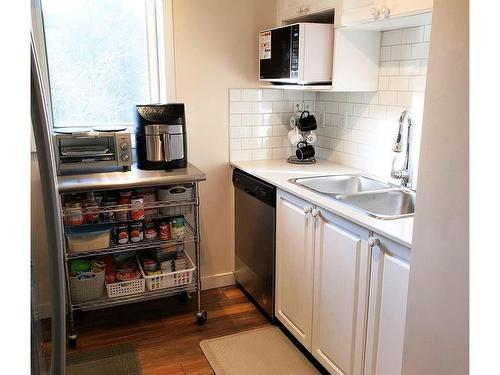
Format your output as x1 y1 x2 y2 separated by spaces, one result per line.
259 23 334 85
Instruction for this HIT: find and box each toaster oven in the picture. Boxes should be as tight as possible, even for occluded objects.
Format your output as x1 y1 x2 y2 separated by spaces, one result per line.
53 129 132 175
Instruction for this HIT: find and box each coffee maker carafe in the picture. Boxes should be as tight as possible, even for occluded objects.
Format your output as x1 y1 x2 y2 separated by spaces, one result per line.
135 104 188 170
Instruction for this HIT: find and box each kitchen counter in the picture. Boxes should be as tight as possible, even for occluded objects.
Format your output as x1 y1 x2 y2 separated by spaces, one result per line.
58 163 206 193
230 159 413 248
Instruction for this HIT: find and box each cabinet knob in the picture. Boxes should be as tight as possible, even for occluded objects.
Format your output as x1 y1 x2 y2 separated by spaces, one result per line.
370 7 380 17
381 6 390 18
311 208 320 218
303 206 312 214
368 237 380 247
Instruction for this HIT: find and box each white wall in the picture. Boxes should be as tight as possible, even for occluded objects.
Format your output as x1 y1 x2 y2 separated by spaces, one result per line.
402 0 469 374
172 0 276 287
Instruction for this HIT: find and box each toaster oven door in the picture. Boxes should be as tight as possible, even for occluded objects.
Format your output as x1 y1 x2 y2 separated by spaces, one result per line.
56 134 118 170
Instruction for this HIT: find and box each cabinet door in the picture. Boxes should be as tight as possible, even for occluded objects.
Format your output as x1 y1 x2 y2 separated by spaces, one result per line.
386 0 433 18
338 0 384 26
306 0 337 15
275 190 315 350
278 0 304 22
311 208 371 375
364 235 410 375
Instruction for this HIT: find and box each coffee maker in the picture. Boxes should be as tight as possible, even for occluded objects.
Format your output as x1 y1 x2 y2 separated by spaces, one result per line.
135 104 188 170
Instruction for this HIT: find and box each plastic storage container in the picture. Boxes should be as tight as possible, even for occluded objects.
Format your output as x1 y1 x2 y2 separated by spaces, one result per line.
106 278 145 298
138 253 196 291
65 225 112 253
158 185 194 216
69 270 105 302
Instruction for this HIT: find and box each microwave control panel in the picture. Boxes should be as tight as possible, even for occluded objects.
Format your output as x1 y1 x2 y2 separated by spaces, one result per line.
290 24 300 79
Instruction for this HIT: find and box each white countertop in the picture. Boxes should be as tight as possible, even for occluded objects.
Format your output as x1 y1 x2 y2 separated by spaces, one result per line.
230 159 413 248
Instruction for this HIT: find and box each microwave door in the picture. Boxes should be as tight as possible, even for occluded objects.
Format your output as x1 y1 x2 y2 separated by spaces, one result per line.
260 26 291 80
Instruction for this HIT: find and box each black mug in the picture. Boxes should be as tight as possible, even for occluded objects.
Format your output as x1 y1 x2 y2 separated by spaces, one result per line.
297 111 317 132
296 141 315 160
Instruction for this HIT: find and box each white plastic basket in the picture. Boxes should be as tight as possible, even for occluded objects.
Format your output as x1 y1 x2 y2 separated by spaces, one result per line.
158 185 194 216
69 270 105 302
106 276 145 298
138 253 196 291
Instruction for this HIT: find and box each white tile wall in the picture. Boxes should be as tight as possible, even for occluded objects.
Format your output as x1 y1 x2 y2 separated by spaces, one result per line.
228 24 431 183
314 25 431 185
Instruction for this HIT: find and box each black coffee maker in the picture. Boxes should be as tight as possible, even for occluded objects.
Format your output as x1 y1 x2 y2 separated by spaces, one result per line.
135 104 188 170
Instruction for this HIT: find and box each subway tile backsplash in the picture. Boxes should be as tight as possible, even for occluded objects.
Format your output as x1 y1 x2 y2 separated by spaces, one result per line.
229 25 431 183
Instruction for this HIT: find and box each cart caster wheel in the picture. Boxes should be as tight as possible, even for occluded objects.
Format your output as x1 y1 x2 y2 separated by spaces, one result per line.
68 336 78 350
195 311 207 325
181 291 191 303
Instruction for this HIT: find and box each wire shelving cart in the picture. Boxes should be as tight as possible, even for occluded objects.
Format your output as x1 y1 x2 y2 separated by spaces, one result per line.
58 179 206 349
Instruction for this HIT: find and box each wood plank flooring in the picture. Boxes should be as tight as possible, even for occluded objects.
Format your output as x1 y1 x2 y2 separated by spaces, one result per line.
43 286 271 374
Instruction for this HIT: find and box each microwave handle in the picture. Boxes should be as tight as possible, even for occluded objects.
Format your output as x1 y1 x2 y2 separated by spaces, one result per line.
162 133 172 162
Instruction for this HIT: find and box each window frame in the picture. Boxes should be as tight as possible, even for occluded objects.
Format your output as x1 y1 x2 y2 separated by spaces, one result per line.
30 0 176 130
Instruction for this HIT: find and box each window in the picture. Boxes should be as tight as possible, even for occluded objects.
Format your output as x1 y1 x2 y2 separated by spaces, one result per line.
38 0 173 128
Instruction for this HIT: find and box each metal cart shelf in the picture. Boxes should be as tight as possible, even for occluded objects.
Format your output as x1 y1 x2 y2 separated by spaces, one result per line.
59 182 207 349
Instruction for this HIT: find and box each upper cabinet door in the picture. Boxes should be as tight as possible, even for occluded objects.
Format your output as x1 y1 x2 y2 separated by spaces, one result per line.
364 234 410 375
338 0 385 26
275 190 315 350
278 0 305 22
386 0 433 18
311 208 371 375
277 0 337 23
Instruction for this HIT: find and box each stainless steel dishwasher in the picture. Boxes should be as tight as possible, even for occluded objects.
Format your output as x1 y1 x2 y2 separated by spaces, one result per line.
233 168 276 320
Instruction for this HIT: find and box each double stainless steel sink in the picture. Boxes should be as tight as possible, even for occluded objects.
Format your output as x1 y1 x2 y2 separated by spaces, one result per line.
289 174 416 220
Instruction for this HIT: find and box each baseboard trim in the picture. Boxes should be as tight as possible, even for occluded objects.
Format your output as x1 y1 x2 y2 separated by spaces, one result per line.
201 272 235 290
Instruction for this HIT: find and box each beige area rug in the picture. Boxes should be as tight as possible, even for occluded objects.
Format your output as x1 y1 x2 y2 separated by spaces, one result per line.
199 326 320 375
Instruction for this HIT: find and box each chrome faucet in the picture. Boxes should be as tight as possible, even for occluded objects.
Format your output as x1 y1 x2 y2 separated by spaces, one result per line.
391 110 413 188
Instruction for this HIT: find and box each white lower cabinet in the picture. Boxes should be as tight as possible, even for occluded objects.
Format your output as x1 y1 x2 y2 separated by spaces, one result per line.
364 234 410 375
276 190 315 350
275 190 412 375
312 208 371 375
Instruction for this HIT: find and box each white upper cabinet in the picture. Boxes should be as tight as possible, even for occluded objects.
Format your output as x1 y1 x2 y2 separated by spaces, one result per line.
338 0 381 26
337 0 433 28
275 190 315 350
312 209 371 375
387 0 433 18
277 0 337 23
364 234 410 375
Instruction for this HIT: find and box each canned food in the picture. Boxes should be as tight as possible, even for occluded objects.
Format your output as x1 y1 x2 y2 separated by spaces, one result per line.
115 223 129 244
65 202 84 226
83 198 100 224
130 221 144 243
171 216 186 239
102 198 117 222
130 196 145 220
159 221 171 240
144 221 158 240
117 191 132 221
142 191 158 220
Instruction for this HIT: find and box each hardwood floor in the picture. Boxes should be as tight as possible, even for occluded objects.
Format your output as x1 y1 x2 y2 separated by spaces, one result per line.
43 286 271 374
